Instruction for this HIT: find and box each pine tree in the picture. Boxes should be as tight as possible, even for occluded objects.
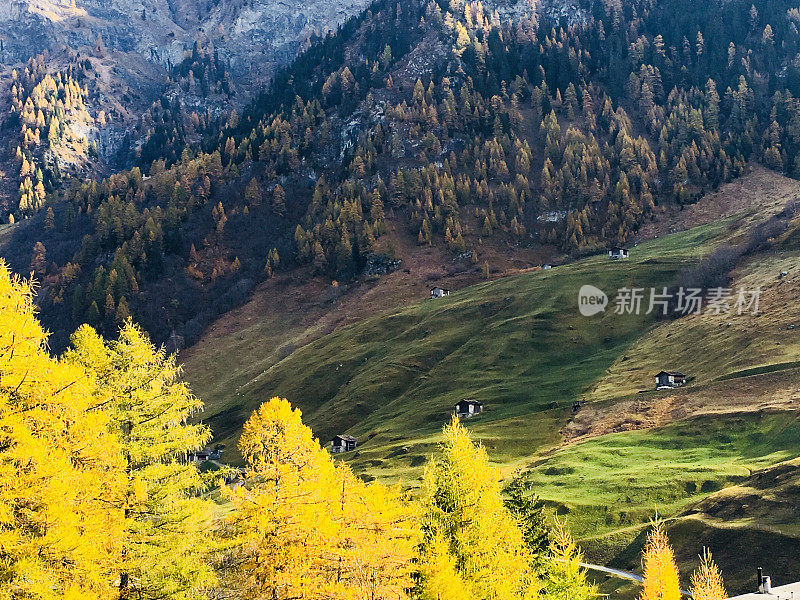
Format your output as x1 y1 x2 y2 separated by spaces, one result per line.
705 80 720 131
503 473 551 564
225 397 334 599
44 206 55 230
541 520 597 600
86 299 100 324
272 184 286 216
416 533 470 600
104 292 115 318
416 417 536 600
690 549 726 600
32 180 45 211
312 240 327 271
564 84 578 119
482 215 493 235
245 178 262 206
29 240 46 276
115 296 130 325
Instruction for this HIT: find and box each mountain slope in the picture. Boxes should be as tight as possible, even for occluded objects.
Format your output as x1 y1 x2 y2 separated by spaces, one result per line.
186 223 706 469
0 0 379 213
11 0 800 354
182 166 800 465
181 168 800 592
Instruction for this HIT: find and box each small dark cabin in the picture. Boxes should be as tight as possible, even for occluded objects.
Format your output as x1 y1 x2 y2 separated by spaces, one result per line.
455 400 484 418
655 371 686 389
331 434 358 453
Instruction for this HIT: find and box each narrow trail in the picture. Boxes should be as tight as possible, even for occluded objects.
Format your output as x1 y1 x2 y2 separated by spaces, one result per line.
578 562 692 596
579 562 643 583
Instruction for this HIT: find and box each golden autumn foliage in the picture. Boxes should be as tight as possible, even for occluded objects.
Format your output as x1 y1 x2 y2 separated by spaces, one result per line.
224 398 340 598
541 520 597 600
64 321 216 600
224 398 416 600
0 263 639 600
0 266 216 600
417 416 538 600
415 532 470 600
690 549 726 600
0 263 124 600
639 520 682 600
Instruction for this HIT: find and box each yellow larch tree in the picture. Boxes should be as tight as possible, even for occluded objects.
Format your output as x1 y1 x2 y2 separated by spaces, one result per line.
334 466 417 600
0 263 124 600
416 416 538 600
223 397 416 600
639 520 682 600
541 519 597 600
415 531 470 600
690 549 726 600
224 397 339 599
64 320 216 600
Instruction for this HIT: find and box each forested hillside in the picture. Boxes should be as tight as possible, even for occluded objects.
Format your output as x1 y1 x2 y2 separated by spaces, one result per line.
4 0 800 350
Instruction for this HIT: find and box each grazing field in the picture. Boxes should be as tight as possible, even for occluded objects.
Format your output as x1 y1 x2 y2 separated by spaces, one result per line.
524 411 800 542
530 412 800 597
194 224 715 474
590 451 800 597
586 247 800 403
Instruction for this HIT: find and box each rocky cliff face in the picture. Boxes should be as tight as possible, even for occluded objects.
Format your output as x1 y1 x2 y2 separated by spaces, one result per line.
0 0 374 96
198 0 375 87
